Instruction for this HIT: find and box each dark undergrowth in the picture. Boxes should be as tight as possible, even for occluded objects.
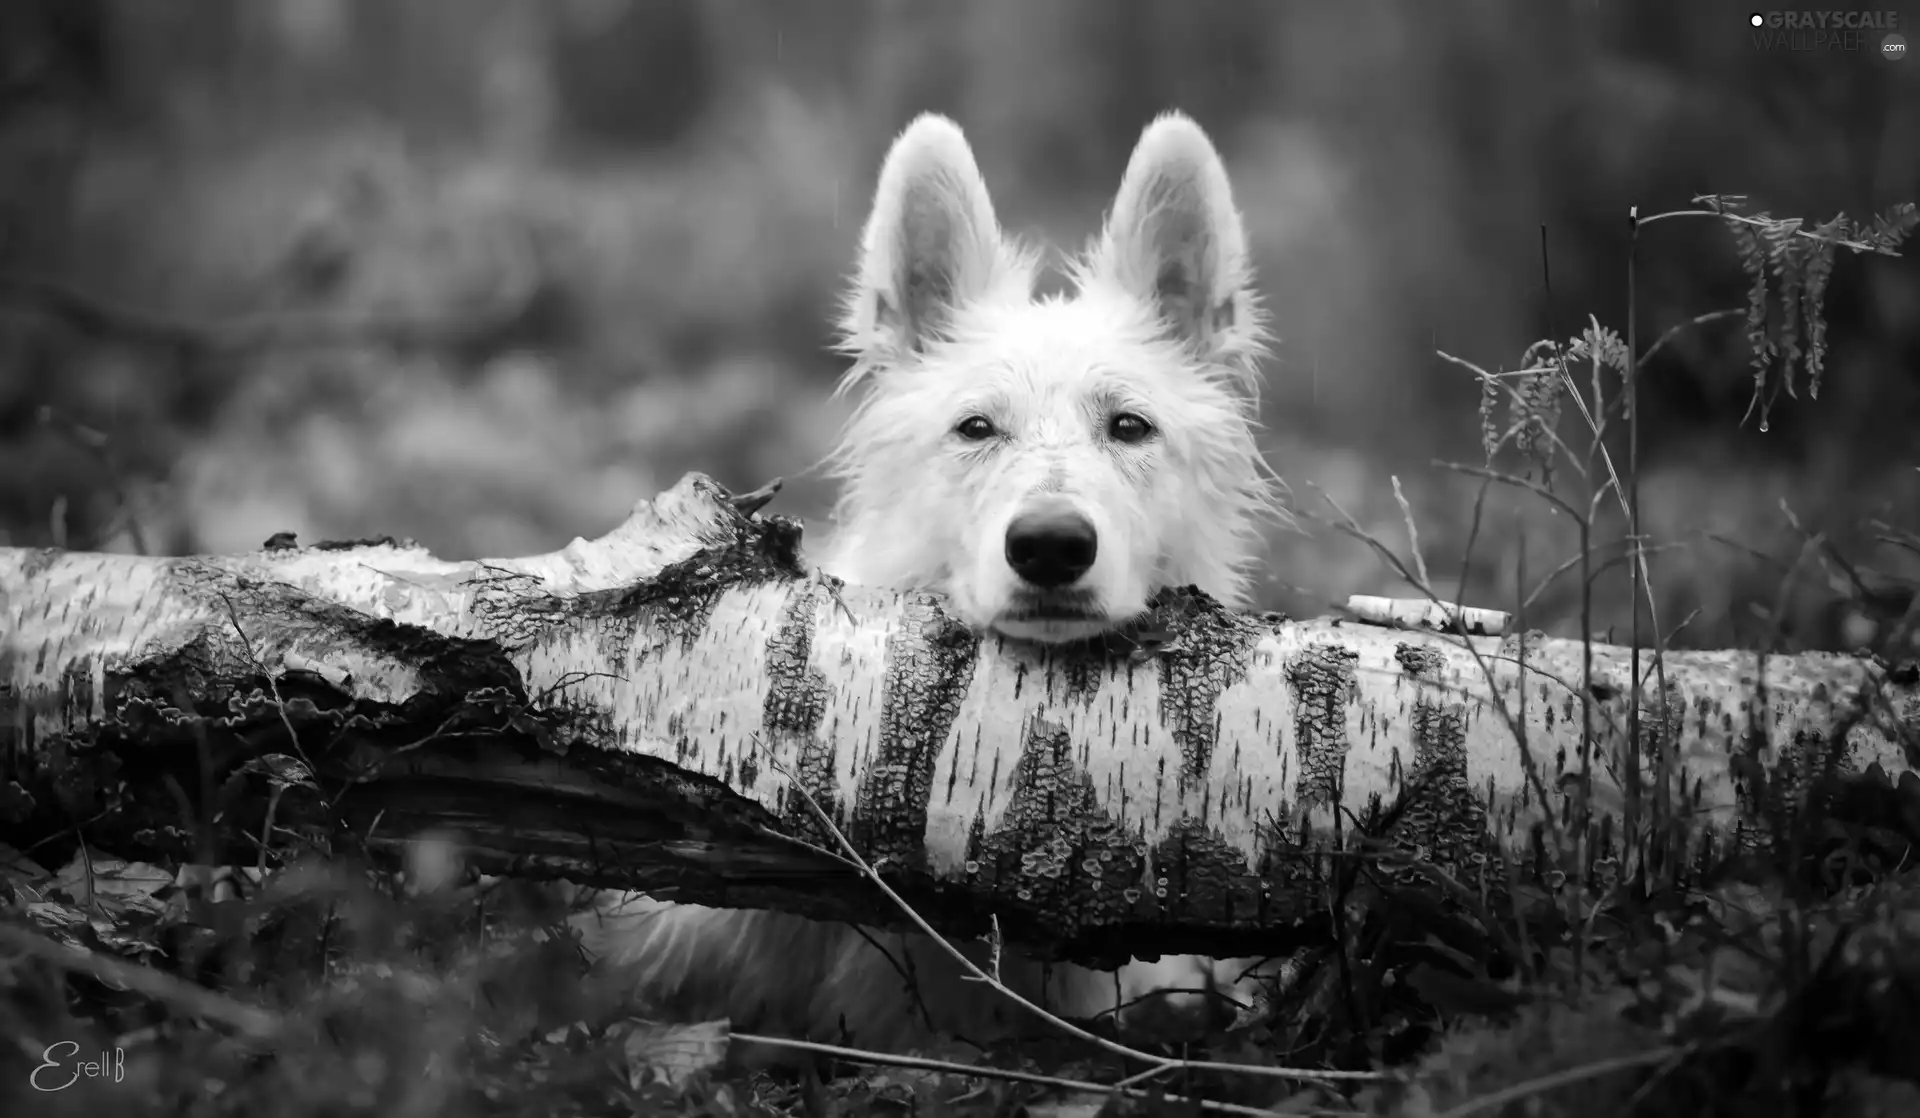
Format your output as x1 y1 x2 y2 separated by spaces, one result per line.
1 766 1917 1117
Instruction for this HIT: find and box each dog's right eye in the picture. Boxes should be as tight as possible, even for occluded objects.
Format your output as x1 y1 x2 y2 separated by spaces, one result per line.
954 416 997 441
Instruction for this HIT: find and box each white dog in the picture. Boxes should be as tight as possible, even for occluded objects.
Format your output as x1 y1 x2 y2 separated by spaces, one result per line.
578 110 1281 1057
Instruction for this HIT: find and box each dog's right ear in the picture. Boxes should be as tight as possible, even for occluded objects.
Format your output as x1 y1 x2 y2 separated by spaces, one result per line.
840 115 1012 360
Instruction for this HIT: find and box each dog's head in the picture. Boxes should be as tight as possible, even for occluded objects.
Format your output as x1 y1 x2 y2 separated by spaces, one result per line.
826 113 1278 643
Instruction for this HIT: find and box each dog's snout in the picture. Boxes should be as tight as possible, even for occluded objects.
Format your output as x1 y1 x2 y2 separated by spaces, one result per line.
1004 508 1098 589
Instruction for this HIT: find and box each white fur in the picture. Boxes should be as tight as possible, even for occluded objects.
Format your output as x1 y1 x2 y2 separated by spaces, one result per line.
581 112 1284 1057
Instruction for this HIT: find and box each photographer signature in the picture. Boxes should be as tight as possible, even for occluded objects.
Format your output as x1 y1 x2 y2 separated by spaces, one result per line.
29 1041 125 1091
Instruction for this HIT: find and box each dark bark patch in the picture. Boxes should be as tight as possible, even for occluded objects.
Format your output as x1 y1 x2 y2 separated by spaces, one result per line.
585 513 807 644
1288 642 1358 812
967 716 1150 962
1147 586 1266 785
849 592 978 873
1393 642 1445 678
1384 699 1497 887
762 579 836 840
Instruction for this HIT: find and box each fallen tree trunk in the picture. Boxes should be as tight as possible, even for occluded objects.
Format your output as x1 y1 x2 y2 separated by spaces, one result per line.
1 473 1914 961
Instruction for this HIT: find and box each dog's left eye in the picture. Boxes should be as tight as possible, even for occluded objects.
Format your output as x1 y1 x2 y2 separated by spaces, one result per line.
955 416 998 441
1108 413 1154 443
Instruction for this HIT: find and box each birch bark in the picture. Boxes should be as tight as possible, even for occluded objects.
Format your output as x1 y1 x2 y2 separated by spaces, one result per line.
1 473 1912 961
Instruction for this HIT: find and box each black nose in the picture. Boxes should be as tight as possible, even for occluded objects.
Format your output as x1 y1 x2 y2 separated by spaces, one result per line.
1004 508 1098 589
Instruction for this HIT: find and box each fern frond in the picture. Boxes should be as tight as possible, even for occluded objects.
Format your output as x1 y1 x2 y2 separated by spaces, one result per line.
1863 202 1918 254
1478 367 1502 465
1767 220 1806 403
1514 350 1564 476
1728 217 1774 427
1801 219 1841 399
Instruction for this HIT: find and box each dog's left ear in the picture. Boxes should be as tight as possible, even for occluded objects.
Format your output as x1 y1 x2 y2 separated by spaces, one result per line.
1087 113 1262 367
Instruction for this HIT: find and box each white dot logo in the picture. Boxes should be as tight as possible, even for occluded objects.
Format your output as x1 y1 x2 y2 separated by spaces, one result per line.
1749 12 1764 27
1884 32 1908 62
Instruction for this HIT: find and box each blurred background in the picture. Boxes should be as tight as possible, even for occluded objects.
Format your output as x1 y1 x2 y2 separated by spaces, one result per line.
1 0 1916 651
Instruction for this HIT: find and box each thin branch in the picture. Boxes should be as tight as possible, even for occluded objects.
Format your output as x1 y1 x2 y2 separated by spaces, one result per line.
729 1033 1327 1118
1635 308 1743 370
1635 208 1890 254
752 737 1385 1090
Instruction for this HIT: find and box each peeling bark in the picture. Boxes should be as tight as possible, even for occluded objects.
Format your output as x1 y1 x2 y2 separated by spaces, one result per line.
1 473 1915 962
